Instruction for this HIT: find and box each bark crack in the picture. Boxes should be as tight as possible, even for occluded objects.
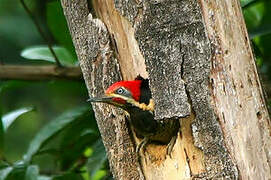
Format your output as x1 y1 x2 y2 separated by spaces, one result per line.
183 148 192 177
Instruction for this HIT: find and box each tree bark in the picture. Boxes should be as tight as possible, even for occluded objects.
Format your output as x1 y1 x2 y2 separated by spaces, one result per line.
61 0 271 179
61 1 143 179
201 0 271 179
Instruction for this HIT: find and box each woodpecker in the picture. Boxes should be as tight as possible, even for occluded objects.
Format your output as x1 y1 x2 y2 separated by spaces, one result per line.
88 76 179 155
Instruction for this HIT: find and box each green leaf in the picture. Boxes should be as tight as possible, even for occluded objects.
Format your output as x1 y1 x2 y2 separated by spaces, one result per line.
86 139 107 179
249 24 271 39
46 1 77 59
92 170 107 180
58 110 98 170
4 162 26 180
0 161 9 169
241 0 258 8
25 165 39 180
37 176 52 180
52 173 83 180
21 46 77 66
0 167 13 180
2 107 33 132
243 1 264 31
59 132 98 170
23 106 89 164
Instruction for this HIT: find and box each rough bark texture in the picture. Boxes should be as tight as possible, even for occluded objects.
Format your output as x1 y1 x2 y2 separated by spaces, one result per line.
200 0 271 179
91 0 207 179
61 1 143 179
62 0 271 179
134 0 237 178
135 1 192 119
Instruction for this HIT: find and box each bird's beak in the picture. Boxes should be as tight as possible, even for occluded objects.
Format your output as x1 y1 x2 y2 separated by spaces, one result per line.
87 96 113 103
88 93 128 108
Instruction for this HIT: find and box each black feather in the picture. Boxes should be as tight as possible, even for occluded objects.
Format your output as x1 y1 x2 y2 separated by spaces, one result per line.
135 75 152 105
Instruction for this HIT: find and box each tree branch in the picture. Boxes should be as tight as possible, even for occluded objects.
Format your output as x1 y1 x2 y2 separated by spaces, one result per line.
0 65 82 81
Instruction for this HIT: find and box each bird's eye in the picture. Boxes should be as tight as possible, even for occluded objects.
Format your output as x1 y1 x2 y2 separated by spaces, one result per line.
117 88 124 94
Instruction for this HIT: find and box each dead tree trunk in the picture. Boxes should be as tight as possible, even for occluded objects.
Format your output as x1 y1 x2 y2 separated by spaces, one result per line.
61 0 271 179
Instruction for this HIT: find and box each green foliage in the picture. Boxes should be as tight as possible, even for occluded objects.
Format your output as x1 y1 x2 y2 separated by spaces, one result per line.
0 166 13 180
1 0 270 179
2 107 33 132
21 46 77 66
23 106 89 164
25 165 39 180
0 0 110 179
0 107 33 159
241 0 258 8
0 109 4 158
86 140 107 179
46 0 77 59
242 0 271 79
0 106 107 180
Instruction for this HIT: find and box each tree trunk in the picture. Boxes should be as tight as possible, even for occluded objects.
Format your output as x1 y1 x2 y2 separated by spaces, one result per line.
61 0 271 179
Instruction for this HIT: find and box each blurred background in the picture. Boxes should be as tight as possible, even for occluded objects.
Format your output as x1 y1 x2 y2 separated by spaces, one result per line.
0 0 108 179
0 0 87 160
0 0 270 179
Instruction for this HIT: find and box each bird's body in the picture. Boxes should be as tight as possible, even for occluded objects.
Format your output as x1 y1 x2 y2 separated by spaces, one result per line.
88 76 179 155
126 100 178 145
